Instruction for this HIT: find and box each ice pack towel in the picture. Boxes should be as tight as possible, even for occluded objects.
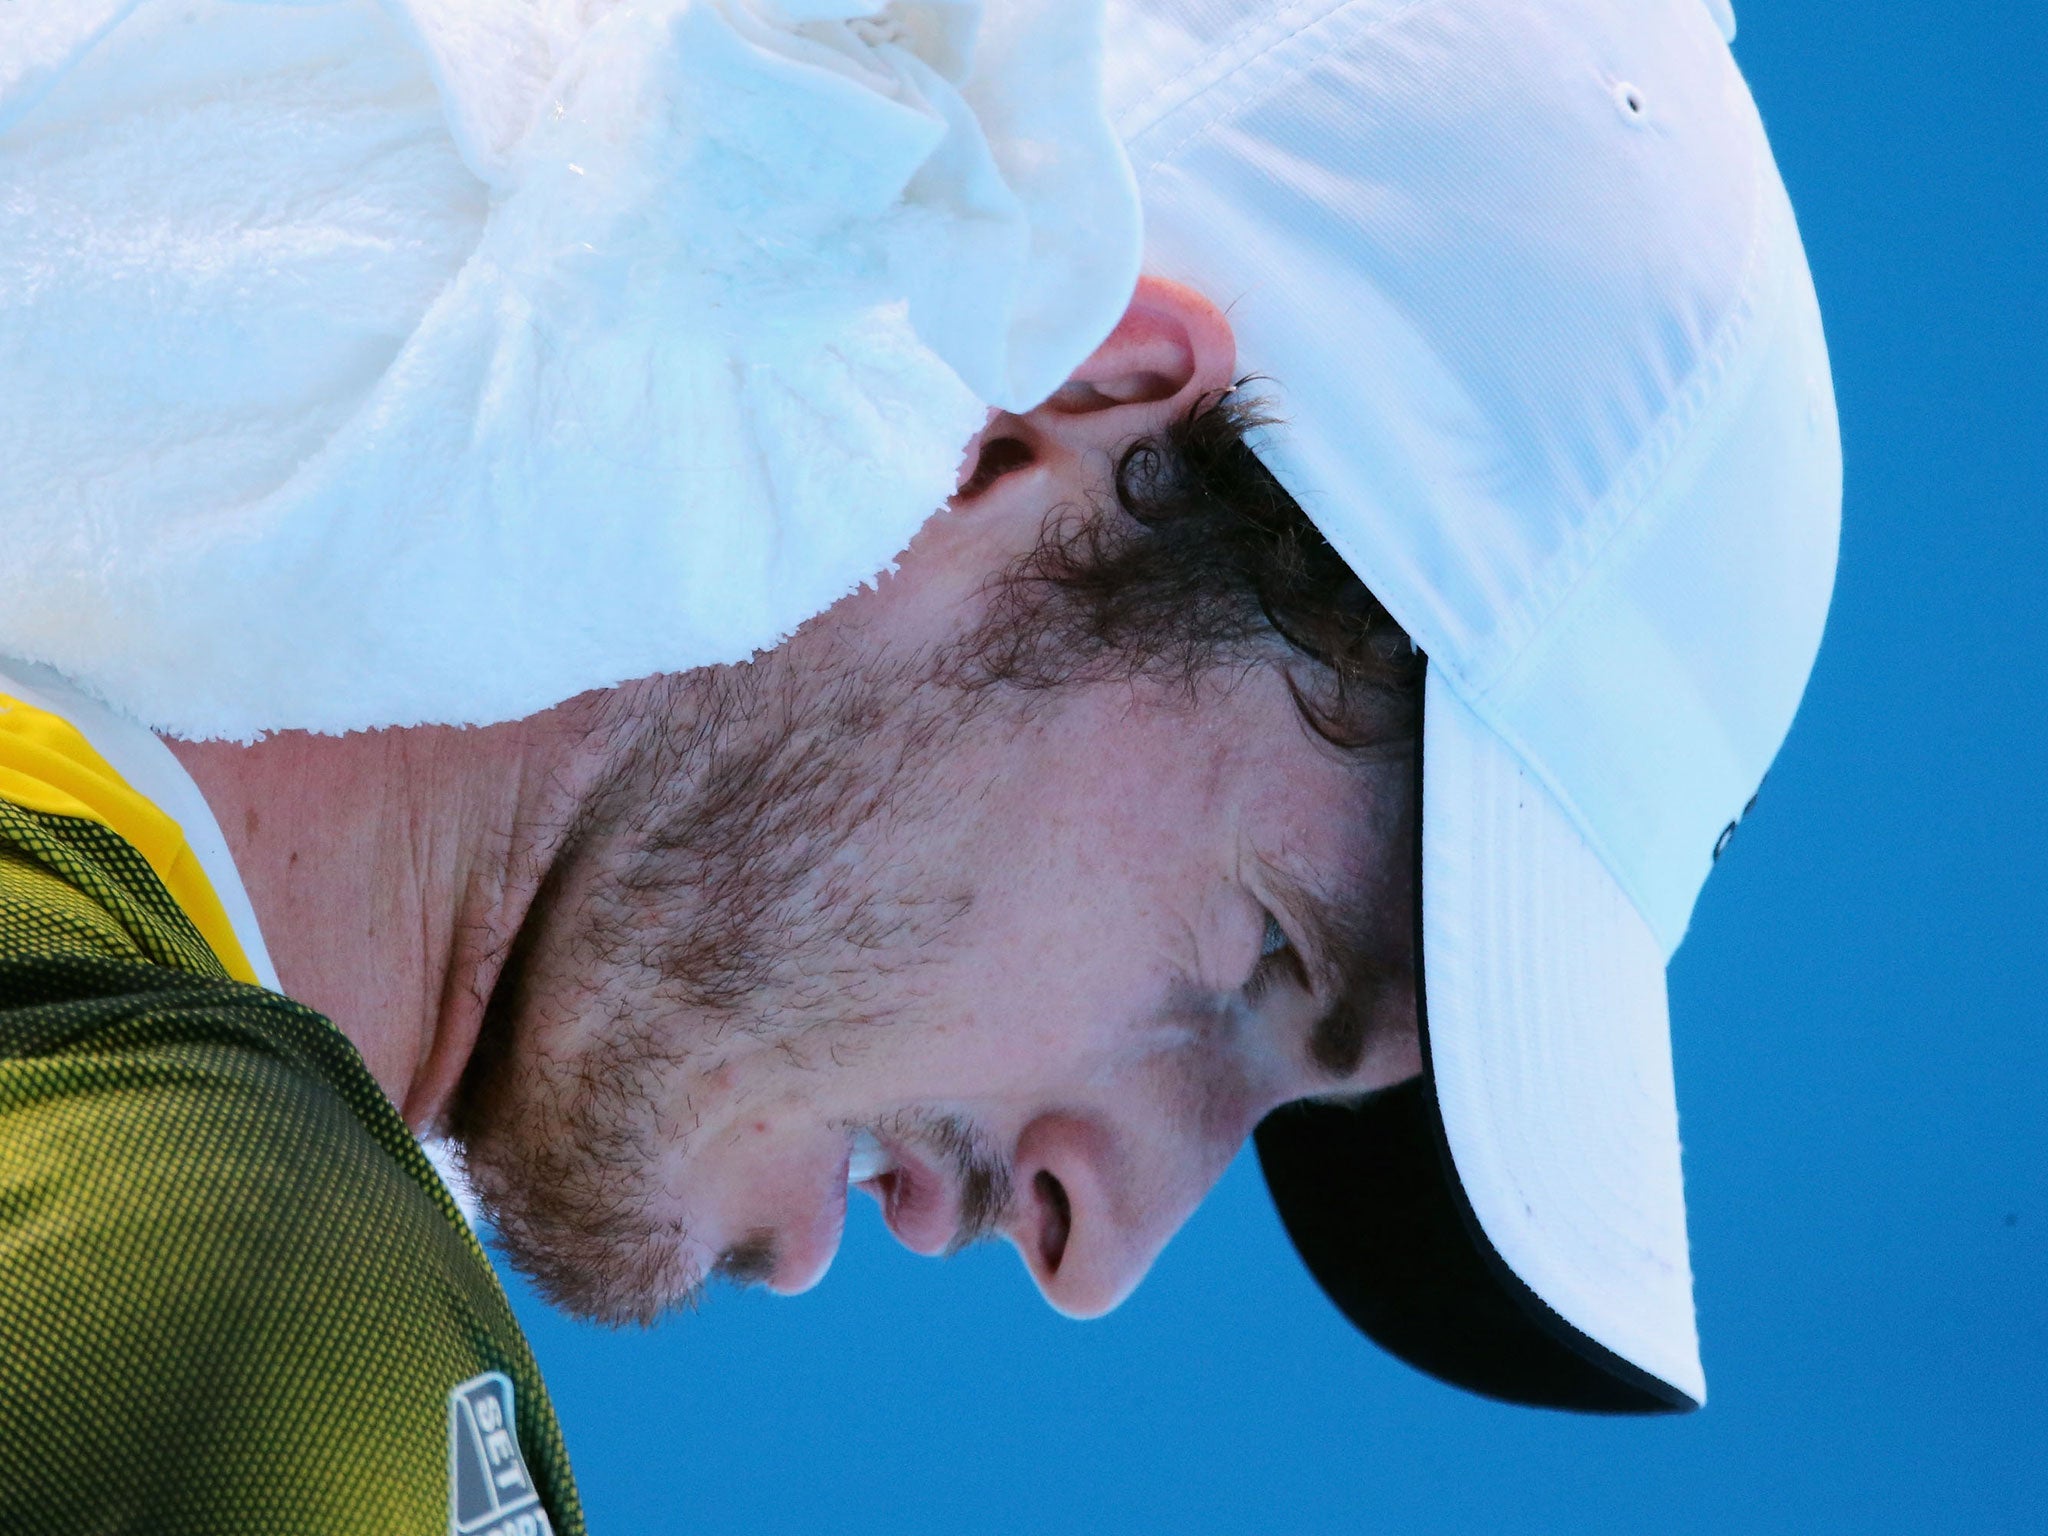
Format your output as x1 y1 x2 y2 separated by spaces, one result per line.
0 0 1140 738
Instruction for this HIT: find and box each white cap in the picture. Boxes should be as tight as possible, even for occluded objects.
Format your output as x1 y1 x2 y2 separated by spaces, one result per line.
1105 0 1840 1407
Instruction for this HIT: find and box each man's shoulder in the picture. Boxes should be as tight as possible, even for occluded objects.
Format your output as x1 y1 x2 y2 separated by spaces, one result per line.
0 668 271 986
0 963 581 1534
0 971 465 1272
0 787 232 982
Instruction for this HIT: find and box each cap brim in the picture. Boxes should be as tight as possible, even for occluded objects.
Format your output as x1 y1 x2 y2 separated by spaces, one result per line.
1255 663 1704 1412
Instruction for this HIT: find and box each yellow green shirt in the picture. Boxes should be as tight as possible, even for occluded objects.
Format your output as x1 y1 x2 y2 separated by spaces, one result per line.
0 685 584 1536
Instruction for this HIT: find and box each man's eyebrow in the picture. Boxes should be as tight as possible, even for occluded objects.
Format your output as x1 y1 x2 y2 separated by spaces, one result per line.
1267 860 1413 1083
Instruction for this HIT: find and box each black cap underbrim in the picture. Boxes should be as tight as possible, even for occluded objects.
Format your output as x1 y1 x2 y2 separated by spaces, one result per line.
1252 672 1699 1415
1254 1080 1694 1413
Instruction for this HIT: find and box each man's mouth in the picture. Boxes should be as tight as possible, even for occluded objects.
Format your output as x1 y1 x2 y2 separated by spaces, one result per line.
844 1125 959 1256
844 1118 1017 1259
846 1127 896 1185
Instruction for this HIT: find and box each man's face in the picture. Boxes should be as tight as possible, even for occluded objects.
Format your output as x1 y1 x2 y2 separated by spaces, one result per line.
453 281 1421 1323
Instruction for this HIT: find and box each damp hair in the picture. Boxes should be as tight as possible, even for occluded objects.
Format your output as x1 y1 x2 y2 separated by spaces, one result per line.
964 384 1425 754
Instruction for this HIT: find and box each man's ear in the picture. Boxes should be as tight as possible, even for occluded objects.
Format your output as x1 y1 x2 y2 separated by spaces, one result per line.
954 276 1236 499
1038 275 1237 431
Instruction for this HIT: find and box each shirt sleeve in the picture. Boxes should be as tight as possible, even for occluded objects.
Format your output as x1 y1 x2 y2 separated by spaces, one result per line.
0 1009 561 1535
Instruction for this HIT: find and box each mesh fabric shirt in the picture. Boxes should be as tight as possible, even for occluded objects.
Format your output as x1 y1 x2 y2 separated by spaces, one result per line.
0 692 585 1536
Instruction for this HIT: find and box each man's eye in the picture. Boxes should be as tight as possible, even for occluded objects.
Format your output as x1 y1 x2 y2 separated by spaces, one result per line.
1247 910 1304 1002
1260 911 1291 960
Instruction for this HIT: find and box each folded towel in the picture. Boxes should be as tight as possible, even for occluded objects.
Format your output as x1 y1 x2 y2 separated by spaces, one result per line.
0 0 1140 738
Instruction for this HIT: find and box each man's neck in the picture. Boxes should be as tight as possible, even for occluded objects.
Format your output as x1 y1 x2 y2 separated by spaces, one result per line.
163 702 610 1131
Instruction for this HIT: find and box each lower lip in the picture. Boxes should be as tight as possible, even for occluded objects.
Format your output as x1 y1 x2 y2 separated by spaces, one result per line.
867 1143 957 1256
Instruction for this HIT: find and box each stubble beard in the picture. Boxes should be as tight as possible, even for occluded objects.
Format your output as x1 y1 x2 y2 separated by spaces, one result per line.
448 639 1011 1326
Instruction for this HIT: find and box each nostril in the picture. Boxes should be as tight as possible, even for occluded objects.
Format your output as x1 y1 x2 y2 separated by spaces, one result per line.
1034 1168 1072 1273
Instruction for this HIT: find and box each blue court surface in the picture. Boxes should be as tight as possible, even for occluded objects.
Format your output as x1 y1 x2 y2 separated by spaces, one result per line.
503 3 2046 1530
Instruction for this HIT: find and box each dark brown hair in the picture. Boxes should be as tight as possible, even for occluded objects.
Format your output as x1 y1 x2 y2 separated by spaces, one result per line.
966 386 1424 753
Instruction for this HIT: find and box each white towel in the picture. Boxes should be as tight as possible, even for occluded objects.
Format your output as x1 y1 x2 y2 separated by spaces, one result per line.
0 0 1140 738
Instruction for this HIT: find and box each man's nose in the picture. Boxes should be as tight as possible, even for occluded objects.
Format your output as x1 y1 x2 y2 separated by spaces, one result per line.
1003 1111 1231 1318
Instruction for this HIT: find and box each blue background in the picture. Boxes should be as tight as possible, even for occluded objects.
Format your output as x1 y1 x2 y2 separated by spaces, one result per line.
504 5 2047 1530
